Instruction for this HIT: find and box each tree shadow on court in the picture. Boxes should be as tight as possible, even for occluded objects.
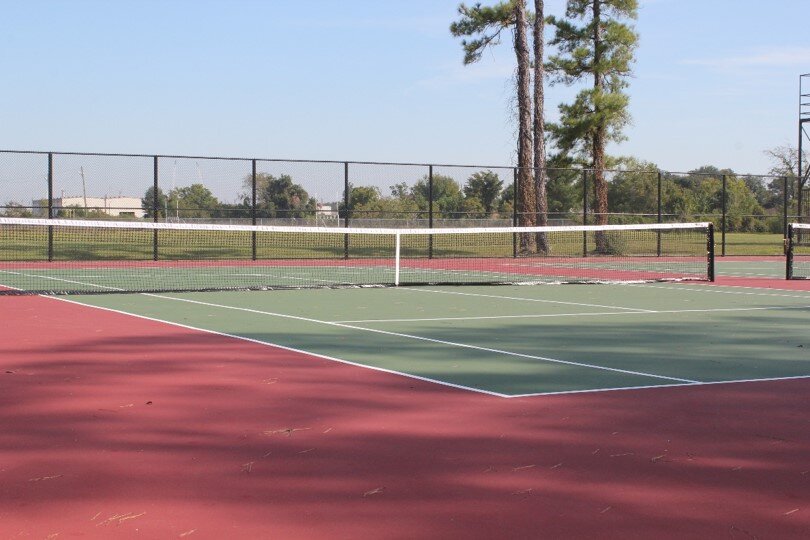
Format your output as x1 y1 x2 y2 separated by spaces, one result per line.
1 296 809 538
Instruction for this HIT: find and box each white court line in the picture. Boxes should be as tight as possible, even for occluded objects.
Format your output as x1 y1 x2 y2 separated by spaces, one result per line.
334 303 810 324
41 294 510 398
631 282 810 300
398 286 655 312
509 374 810 398
135 293 696 384
16 291 810 399
0 269 122 291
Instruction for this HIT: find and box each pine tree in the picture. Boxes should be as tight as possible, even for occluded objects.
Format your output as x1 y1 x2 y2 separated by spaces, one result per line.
547 0 638 252
533 0 549 252
451 0 537 252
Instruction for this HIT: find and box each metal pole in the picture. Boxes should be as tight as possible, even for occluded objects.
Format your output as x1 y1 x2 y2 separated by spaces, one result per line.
512 167 518 257
251 159 257 260
394 232 401 286
344 162 350 260
47 153 53 261
707 222 715 282
657 171 662 256
721 174 727 257
795 120 803 223
782 176 789 249
786 224 794 279
153 156 159 261
428 165 434 259
582 169 588 257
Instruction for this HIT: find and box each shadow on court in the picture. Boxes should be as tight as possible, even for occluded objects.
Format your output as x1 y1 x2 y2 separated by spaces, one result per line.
1 294 809 538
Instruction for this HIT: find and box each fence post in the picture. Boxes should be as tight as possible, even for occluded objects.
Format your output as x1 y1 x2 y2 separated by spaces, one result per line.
251 159 257 260
782 175 789 254
782 176 790 230
657 170 662 256
582 169 588 257
428 165 434 259
47 153 53 261
153 156 159 261
721 174 727 257
512 167 518 257
344 162 350 259
707 223 716 282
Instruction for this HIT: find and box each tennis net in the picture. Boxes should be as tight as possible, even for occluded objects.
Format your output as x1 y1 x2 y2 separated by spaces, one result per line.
786 223 810 279
0 217 714 295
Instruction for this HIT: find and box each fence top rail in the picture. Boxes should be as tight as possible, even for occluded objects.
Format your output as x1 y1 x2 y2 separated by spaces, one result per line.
661 170 785 180
0 149 782 178
0 149 514 170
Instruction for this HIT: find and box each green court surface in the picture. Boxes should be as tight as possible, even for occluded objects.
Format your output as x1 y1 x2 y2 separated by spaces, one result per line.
716 259 786 278
65 281 810 397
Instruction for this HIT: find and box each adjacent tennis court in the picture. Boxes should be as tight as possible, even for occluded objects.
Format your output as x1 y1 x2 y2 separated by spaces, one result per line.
2 221 810 538
59 281 810 397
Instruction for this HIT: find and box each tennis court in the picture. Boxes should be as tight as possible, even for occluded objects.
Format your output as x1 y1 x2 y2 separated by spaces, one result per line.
2 222 810 538
56 281 810 396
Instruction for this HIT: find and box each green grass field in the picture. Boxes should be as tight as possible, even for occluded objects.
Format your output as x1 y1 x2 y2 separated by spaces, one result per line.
719 232 785 255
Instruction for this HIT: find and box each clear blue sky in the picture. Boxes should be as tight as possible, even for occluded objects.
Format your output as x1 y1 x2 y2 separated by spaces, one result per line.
1 0 807 174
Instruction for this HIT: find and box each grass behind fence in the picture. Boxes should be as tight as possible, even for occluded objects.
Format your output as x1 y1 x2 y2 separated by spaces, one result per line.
0 227 711 262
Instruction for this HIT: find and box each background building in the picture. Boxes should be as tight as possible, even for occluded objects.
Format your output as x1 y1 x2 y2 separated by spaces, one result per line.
33 195 144 218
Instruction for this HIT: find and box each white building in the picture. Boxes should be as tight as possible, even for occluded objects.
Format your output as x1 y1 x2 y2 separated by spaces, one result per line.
316 203 338 218
33 196 145 218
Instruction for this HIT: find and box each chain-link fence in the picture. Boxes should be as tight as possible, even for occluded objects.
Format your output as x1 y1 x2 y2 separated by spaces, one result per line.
0 150 791 255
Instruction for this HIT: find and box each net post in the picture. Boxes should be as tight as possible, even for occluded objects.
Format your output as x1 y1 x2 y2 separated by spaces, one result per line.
657 171 662 256
344 162 350 260
251 159 257 260
786 224 793 279
428 165 434 259
721 174 727 257
707 222 715 282
153 156 159 261
394 232 401 286
582 169 588 257
47 152 53 261
782 176 789 254
512 167 518 257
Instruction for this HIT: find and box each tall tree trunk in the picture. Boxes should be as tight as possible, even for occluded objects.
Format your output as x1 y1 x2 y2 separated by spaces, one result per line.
514 0 536 253
592 0 609 252
533 0 548 254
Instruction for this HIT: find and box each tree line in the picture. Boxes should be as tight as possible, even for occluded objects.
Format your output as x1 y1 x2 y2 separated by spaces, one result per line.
124 158 795 234
140 173 319 220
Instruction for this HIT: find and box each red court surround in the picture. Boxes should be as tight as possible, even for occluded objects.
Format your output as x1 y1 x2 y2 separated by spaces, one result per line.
1 290 809 539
